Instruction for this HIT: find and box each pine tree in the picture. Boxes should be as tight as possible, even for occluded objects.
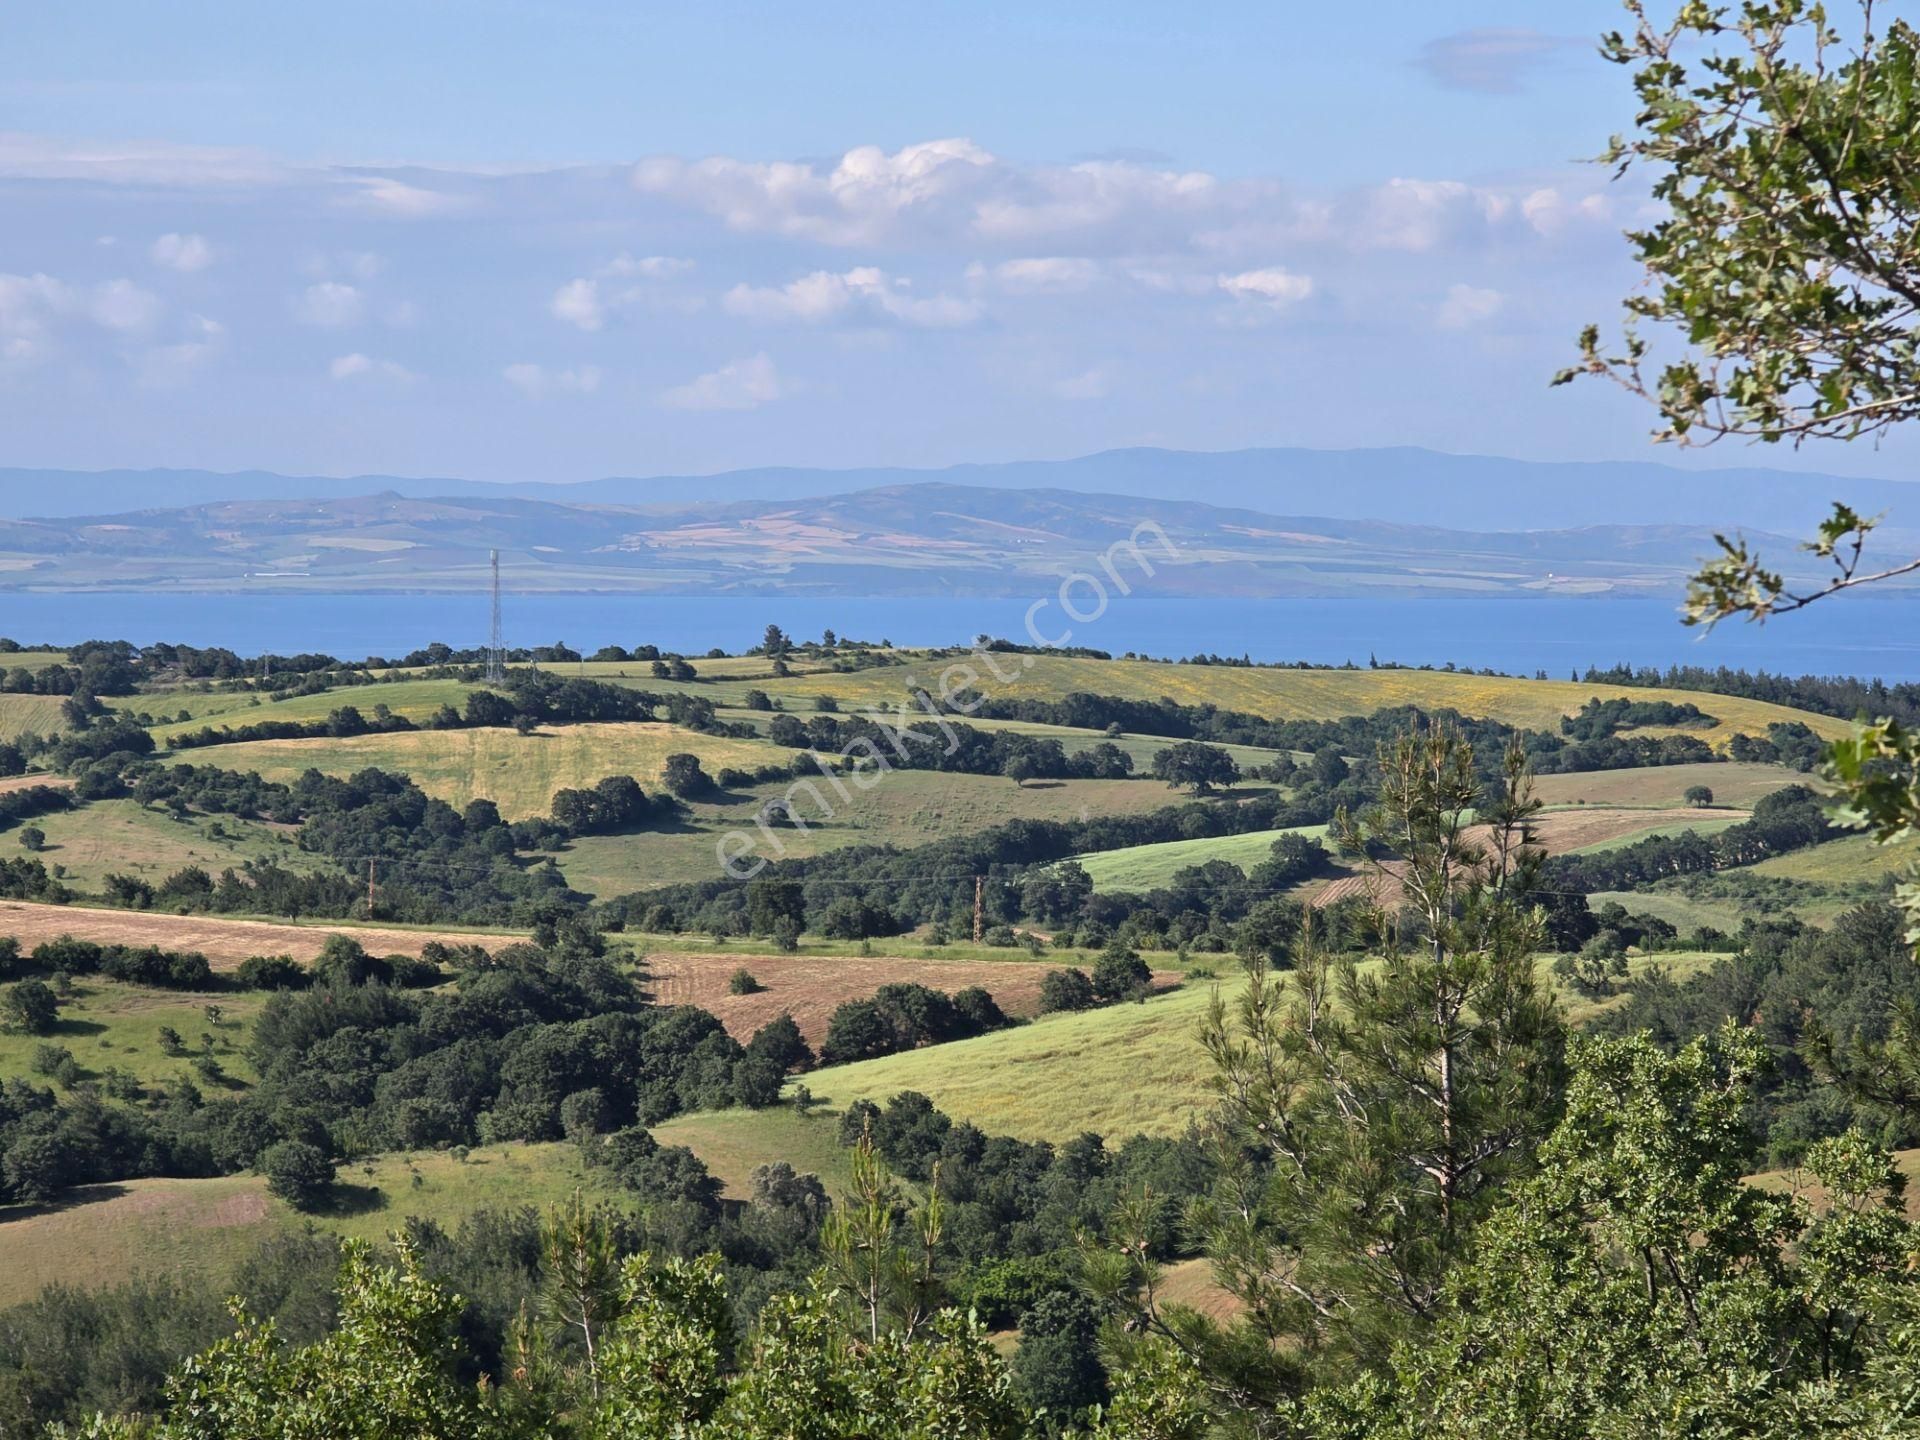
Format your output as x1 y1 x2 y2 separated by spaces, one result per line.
1100 727 1566 1411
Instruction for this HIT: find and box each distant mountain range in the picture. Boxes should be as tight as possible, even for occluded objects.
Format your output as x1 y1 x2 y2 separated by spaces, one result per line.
2 445 1917 535
0 446 1912 598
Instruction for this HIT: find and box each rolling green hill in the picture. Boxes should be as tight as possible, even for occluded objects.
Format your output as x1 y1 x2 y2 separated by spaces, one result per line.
161 721 776 819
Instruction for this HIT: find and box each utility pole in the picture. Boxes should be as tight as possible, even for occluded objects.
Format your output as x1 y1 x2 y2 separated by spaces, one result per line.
973 875 984 945
485 549 506 685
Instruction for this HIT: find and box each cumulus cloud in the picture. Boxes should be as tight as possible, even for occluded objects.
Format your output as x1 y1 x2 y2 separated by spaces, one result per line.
551 255 698 331
1436 283 1504 329
979 257 1102 292
1415 28 1582 94
658 352 783 411
635 138 995 247
1520 186 1614 236
0 272 173 370
150 232 213 272
503 362 602 396
722 267 978 327
1217 267 1313 307
330 352 418 383
293 281 364 328
551 278 604 331
87 278 163 333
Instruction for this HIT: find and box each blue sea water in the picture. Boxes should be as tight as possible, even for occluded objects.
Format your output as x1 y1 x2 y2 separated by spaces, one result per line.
3 592 1919 682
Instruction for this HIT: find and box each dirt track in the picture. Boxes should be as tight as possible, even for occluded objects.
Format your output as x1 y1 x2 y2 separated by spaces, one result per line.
643 951 1183 1045
0 901 525 968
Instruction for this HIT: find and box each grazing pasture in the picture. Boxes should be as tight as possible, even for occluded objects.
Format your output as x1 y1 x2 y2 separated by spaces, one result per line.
552 770 1227 894
765 655 1848 746
22 798 324 891
0 694 68 741
0 1142 589 1307
163 721 774 818
1531 760 1805 809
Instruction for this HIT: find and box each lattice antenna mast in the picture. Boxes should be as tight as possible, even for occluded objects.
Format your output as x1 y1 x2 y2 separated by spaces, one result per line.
485 549 506 684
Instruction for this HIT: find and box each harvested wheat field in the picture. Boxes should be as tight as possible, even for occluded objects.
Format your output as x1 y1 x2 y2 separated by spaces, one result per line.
641 950 1182 1045
0 901 526 967
1306 806 1743 909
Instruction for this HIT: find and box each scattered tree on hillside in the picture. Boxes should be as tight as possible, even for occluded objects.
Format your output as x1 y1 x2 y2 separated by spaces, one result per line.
1100 728 1565 1406
1149 741 1240 795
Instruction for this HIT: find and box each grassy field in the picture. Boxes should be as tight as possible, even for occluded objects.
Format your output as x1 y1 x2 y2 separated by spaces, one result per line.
24 798 325 892
552 771 1239 894
1531 761 1805 809
763 656 1848 746
0 1142 591 1307
0 651 68 671
1749 831 1919 884
797 948 1735 1144
1073 826 1329 892
802 980 1224 1142
0 693 69 741
165 721 776 819
146 678 487 743
650 1108 856 1199
1586 888 1752 934
0 978 264 1092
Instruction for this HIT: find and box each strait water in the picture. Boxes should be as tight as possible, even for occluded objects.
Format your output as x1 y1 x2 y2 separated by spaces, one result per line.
3 593 1919 681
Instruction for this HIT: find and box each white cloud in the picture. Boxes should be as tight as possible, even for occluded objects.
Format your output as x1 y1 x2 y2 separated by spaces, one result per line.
658 352 783 411
293 281 364 328
723 267 978 327
340 175 468 218
551 278 604 331
503 362 601 396
551 255 699 331
1052 368 1110 400
88 278 163 333
1436 283 1504 329
602 254 694 279
0 131 286 187
983 257 1101 292
1217 267 1313 307
330 352 418 383
1520 186 1613 236
635 138 996 246
1360 178 1511 252
150 232 213 272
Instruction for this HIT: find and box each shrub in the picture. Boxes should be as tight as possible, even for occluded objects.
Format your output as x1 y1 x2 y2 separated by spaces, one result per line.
260 1140 335 1211
728 967 765 996
235 954 308 991
1091 947 1152 1002
1038 968 1096 1013
3 978 59 1034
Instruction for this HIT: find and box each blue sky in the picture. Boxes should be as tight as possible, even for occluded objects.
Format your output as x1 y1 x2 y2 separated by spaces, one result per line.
2 2 1904 484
